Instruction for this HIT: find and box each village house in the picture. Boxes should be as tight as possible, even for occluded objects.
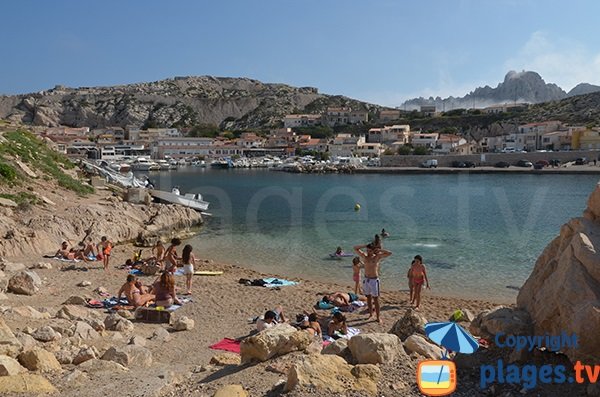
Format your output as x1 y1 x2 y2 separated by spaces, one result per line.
152 137 214 159
328 134 365 157
355 142 383 157
572 128 600 150
420 105 437 117
368 125 410 144
324 107 368 127
433 134 467 154
299 138 328 153
378 109 401 122
483 103 528 114
283 114 322 128
410 132 439 148
235 132 265 148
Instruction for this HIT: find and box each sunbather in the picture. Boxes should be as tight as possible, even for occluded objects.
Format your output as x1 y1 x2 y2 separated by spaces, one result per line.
152 271 181 308
322 292 366 307
296 311 322 338
117 274 154 308
328 312 348 337
256 305 286 332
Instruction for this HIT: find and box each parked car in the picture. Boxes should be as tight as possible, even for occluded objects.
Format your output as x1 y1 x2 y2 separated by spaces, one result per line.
575 157 588 165
535 160 549 167
516 159 533 167
451 161 466 168
494 161 510 168
420 159 438 168
463 161 476 168
549 159 561 167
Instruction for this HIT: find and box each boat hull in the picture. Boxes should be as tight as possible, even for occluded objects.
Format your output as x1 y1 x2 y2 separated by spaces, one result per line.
149 190 209 212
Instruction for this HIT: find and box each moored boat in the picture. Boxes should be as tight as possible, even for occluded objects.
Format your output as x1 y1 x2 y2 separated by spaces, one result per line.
149 188 210 212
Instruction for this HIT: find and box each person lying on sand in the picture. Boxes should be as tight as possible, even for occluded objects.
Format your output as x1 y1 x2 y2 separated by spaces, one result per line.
295 311 322 339
117 274 154 307
256 305 286 332
322 292 366 307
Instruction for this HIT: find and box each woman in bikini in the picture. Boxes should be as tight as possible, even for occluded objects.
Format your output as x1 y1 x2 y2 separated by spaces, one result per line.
164 238 181 272
328 312 348 338
409 255 430 310
117 274 154 307
153 271 181 308
297 312 322 339
97 236 112 272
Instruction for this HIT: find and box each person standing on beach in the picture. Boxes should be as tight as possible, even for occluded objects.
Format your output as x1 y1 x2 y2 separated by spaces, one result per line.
97 236 112 272
409 255 430 310
353 242 392 324
152 239 165 265
164 238 181 272
181 244 196 294
352 256 362 295
407 259 416 303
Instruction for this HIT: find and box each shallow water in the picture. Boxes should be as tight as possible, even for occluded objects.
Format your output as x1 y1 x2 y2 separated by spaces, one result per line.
144 168 598 301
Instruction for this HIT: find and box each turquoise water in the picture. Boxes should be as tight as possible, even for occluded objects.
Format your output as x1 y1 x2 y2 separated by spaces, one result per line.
146 168 598 301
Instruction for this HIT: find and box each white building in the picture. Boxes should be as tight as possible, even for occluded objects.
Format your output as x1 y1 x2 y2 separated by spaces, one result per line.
328 134 366 157
283 114 322 128
368 125 410 144
152 137 214 159
411 133 439 148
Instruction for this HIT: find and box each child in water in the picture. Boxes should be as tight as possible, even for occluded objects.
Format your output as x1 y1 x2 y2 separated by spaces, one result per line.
352 256 362 295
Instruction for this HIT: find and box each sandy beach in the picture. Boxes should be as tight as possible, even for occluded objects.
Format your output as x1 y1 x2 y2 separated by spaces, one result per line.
1 242 502 396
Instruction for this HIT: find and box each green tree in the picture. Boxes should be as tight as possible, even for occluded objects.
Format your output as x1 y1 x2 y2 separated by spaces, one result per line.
397 146 412 155
189 124 220 138
413 146 429 155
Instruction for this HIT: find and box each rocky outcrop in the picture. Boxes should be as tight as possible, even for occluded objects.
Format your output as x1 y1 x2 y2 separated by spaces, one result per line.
0 200 202 257
518 182 600 363
285 354 381 395
0 76 379 130
240 324 312 363
213 385 248 397
18 348 62 372
389 308 427 341
403 334 443 359
469 306 532 337
0 355 26 376
7 270 42 295
348 333 406 364
101 345 152 367
0 319 22 357
0 374 57 394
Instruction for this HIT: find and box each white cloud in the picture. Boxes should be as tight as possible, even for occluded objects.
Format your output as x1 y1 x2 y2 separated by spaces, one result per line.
504 31 600 91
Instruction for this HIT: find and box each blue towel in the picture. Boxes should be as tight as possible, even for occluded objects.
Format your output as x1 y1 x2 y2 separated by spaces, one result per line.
262 277 298 288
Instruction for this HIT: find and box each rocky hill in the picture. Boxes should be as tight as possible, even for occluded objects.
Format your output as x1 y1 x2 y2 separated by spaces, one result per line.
401 70 600 110
0 76 381 130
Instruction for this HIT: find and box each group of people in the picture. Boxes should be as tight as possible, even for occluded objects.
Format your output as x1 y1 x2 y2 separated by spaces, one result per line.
150 238 196 295
117 271 182 309
255 306 348 340
54 236 113 271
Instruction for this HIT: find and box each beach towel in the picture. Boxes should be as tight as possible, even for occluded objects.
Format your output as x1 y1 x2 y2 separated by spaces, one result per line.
102 297 130 309
53 257 82 263
262 277 298 288
194 270 223 276
209 338 241 354
173 268 185 276
128 269 144 275
323 327 360 342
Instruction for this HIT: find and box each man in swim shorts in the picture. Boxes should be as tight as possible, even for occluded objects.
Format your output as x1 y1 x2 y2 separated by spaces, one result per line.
354 242 392 324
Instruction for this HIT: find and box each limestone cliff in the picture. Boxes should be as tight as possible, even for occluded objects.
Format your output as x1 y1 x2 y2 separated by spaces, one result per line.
517 182 600 363
0 76 379 130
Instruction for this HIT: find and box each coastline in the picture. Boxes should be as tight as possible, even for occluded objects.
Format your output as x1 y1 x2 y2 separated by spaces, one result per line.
356 165 600 175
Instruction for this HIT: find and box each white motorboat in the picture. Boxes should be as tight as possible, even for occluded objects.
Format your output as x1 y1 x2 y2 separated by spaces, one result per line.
191 160 207 167
149 187 210 212
131 157 160 171
155 159 171 171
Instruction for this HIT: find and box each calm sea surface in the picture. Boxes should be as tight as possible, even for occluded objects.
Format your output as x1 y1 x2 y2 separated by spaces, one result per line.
144 168 598 301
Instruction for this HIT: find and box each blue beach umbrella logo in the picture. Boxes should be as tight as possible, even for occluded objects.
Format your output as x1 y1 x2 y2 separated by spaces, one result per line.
425 321 479 355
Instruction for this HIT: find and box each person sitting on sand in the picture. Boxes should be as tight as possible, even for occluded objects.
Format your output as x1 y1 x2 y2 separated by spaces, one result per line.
164 238 181 272
117 274 155 308
152 271 181 308
296 312 322 338
322 292 365 307
328 312 348 338
55 241 71 258
82 238 96 258
256 305 286 332
55 241 90 262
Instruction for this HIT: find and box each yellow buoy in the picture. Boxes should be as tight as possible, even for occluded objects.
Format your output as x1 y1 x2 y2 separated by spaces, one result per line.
354 203 361 211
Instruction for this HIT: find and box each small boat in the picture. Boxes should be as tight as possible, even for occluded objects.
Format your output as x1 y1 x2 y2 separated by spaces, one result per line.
191 160 207 167
155 159 172 171
150 187 210 212
210 158 233 169
131 157 160 171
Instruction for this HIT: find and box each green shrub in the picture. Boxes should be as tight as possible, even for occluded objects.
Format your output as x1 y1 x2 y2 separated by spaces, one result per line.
0 162 17 182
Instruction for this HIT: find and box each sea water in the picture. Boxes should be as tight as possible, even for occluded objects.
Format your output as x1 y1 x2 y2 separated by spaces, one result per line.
145 168 598 301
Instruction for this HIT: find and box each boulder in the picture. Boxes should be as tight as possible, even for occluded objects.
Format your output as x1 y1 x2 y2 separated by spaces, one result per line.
63 369 88 384
285 354 380 395
104 314 134 333
470 306 532 337
77 281 92 287
389 308 427 341
56 305 91 321
403 334 443 359
32 326 60 343
0 319 22 357
129 335 147 347
213 385 248 397
0 198 17 208
83 318 105 332
116 309 134 320
0 374 57 393
321 338 348 356
210 353 241 366
173 316 194 331
240 324 312 363
14 333 36 352
150 328 171 342
518 186 600 363
62 296 87 305
54 349 73 365
18 348 62 372
11 306 51 319
0 355 26 376
72 347 97 365
101 345 152 367
0 262 26 273
7 270 42 295
31 262 52 270
78 358 128 373
71 321 100 340
348 333 406 364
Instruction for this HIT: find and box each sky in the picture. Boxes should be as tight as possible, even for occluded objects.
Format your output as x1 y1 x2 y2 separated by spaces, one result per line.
1 0 600 106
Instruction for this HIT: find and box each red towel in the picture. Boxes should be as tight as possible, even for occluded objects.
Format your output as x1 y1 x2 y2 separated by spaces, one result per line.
209 338 241 354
